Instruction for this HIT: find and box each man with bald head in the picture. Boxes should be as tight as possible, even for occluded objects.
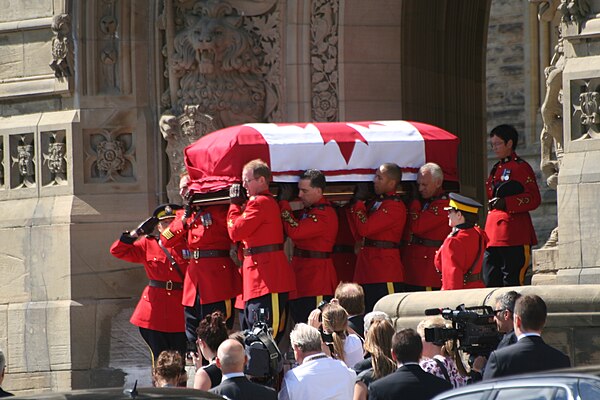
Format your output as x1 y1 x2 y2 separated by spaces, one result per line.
210 339 277 399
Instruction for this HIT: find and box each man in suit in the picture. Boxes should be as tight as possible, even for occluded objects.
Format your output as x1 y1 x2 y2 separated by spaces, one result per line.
368 328 452 400
210 339 277 400
0 349 13 397
494 290 521 349
335 282 365 338
483 294 571 380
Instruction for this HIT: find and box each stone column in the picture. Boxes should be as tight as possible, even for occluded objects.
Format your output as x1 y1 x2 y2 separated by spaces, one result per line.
556 0 600 284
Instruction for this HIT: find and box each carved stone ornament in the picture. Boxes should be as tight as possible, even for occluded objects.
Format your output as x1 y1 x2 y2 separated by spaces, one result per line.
167 0 267 127
159 106 220 202
580 91 600 126
87 131 135 183
311 0 340 122
99 1 119 92
42 133 67 185
11 137 35 188
558 0 590 24
49 13 72 78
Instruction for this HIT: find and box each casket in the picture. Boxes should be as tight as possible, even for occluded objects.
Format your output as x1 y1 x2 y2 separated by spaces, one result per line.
183 120 460 204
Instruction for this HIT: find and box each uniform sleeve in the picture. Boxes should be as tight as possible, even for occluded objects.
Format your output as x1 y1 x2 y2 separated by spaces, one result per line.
409 200 448 236
280 202 337 241
227 197 264 242
349 200 407 238
160 212 188 248
109 235 147 263
441 237 467 290
504 162 541 213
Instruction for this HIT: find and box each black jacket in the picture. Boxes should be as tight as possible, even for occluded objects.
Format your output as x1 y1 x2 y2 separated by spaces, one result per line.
483 335 571 380
368 364 452 400
209 376 277 400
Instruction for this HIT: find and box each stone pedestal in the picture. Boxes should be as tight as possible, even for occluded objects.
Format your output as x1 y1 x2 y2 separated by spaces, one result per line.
532 247 559 285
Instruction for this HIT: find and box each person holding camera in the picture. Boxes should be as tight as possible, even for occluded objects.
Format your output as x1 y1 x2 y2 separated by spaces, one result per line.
417 316 467 388
349 163 406 312
435 193 488 290
228 159 296 342
279 169 339 325
308 302 364 368
160 173 242 346
484 124 541 287
279 323 356 400
109 204 188 366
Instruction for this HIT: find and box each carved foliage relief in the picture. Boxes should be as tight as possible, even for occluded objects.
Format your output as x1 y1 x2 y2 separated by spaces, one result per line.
571 79 600 140
99 0 119 93
50 13 73 78
85 130 135 183
10 134 35 189
311 0 340 122
41 131 67 186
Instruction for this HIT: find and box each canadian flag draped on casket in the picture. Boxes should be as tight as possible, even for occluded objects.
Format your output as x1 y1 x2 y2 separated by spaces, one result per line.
184 120 459 194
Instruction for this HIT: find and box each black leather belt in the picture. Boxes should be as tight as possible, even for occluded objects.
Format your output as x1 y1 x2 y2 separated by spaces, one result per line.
293 248 332 259
243 243 284 257
464 273 482 283
363 238 400 249
192 249 230 259
332 244 355 254
408 235 444 248
148 279 183 291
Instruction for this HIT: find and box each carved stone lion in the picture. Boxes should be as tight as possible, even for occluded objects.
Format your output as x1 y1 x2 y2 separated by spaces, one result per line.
171 0 266 127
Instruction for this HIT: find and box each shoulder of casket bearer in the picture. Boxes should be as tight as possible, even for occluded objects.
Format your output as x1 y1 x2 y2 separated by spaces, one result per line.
153 204 182 220
494 180 524 198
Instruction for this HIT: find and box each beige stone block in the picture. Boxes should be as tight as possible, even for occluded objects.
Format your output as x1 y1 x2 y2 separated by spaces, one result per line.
343 100 402 120
343 26 400 63
22 29 52 76
7 301 72 374
573 327 600 365
0 228 31 304
556 269 582 285
578 183 600 267
285 23 310 66
285 63 311 105
580 150 600 183
5 370 72 395
532 247 559 273
0 0 53 23
556 151 583 185
0 31 24 80
343 0 402 26
342 63 401 101
557 183 582 269
531 273 558 285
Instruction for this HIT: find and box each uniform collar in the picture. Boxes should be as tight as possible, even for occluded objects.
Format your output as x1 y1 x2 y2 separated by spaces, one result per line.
500 152 518 164
454 223 474 230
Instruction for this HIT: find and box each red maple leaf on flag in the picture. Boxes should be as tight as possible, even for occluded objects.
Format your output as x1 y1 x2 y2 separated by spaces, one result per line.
315 122 370 164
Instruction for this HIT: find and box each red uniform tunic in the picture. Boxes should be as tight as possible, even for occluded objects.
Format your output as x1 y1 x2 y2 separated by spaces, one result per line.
332 204 357 284
485 152 541 247
110 235 187 332
402 196 451 288
280 197 338 299
349 193 406 284
160 206 242 306
228 191 296 300
435 225 488 290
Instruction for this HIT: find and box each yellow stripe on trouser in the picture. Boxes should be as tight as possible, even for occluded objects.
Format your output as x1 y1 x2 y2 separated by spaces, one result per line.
146 342 156 369
519 245 531 285
271 293 280 335
316 295 323 308
387 282 395 295
225 298 232 320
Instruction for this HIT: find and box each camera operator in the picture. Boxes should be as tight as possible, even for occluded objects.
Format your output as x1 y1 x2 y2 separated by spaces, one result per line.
483 295 570 379
307 302 364 368
493 291 521 349
279 323 356 400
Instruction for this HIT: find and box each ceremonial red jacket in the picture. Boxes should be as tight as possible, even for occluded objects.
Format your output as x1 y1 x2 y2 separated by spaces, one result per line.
280 197 338 299
228 191 296 300
402 196 450 288
485 152 541 247
161 206 242 306
332 204 357 284
110 235 187 332
435 225 488 290
349 193 406 284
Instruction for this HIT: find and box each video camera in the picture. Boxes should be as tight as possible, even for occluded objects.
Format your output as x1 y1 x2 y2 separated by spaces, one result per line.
243 309 283 388
423 304 501 358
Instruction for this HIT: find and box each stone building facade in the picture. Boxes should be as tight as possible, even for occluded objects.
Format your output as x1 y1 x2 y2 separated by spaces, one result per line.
5 0 591 394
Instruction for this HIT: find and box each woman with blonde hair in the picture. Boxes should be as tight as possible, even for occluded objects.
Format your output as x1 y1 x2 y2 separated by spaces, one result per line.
417 316 467 388
353 318 396 400
309 302 364 368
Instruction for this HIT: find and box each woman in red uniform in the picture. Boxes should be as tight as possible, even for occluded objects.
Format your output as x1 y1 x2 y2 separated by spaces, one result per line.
435 193 488 290
110 204 188 365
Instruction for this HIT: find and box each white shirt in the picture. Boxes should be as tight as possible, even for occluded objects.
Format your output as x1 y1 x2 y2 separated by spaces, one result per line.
278 353 356 400
517 332 541 340
221 372 245 381
343 333 364 369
